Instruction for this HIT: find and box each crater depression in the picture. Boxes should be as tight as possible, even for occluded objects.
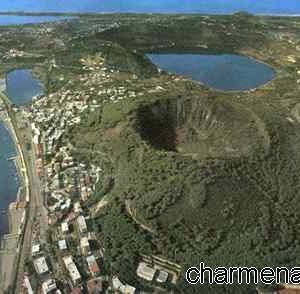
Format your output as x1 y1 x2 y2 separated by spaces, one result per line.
135 96 270 159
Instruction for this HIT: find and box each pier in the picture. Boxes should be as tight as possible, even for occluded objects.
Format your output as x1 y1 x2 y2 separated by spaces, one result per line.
7 155 17 161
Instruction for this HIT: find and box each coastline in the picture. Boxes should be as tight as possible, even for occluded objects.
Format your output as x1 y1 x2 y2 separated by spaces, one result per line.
0 91 29 291
0 120 21 228
1 110 28 203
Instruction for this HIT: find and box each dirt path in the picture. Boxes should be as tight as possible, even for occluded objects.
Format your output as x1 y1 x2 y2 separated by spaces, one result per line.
125 200 155 234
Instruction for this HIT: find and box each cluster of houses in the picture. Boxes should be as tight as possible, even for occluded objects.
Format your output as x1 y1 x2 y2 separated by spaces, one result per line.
24 57 112 293
31 243 61 294
44 152 100 214
31 208 103 293
24 47 175 293
3 48 44 60
55 196 104 292
109 260 175 294
25 49 154 293
30 116 102 223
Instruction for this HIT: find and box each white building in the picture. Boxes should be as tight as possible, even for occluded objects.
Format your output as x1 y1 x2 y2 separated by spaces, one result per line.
34 256 49 275
31 244 41 256
80 237 90 256
61 221 69 234
112 276 136 294
156 271 169 283
77 215 87 233
42 279 57 294
112 276 123 290
136 262 156 281
63 256 81 285
58 239 67 250
120 284 136 294
74 202 83 213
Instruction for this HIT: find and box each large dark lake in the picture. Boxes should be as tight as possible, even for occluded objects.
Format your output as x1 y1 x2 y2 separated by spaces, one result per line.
6 69 44 105
147 54 275 91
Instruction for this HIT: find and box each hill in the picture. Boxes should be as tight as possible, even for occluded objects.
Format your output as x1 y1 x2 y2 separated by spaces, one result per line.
90 16 300 294
18 13 300 293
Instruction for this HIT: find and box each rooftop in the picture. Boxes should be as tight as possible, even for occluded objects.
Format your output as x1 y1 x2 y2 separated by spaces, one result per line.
31 243 41 256
42 279 57 294
34 256 49 275
87 278 103 293
136 262 156 281
63 256 81 284
156 270 169 283
86 255 100 276
58 239 67 250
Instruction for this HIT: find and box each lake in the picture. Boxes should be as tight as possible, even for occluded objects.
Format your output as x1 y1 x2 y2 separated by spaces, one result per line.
147 53 275 91
0 123 20 234
0 15 72 26
6 69 44 105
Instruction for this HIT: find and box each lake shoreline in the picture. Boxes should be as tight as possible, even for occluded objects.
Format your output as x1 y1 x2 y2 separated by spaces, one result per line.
147 53 276 92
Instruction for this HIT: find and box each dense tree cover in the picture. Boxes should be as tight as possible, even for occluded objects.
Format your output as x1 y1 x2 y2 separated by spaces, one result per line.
95 202 154 285
97 13 268 53
68 72 300 291
72 89 300 292
65 13 300 292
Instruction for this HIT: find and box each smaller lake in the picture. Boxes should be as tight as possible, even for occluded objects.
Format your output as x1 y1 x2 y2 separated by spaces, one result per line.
6 69 44 105
0 15 72 26
147 54 275 91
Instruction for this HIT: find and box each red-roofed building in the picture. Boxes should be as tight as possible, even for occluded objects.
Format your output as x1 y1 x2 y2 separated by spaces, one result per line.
86 255 100 277
72 287 82 294
87 278 103 294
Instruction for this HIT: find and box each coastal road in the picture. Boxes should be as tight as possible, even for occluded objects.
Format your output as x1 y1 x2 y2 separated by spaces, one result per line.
13 115 48 293
0 92 48 293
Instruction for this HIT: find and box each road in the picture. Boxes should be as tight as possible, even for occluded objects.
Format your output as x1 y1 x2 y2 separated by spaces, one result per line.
0 92 48 293
13 133 48 293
